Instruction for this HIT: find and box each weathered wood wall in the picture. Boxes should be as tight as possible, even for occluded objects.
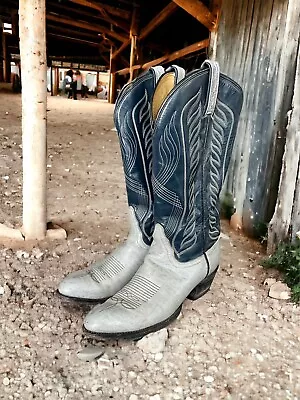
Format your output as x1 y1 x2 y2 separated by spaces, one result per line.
216 0 300 239
268 43 300 252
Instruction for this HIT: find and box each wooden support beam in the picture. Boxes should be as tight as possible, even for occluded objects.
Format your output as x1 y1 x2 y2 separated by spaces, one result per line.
67 0 131 20
208 0 222 59
140 2 177 40
48 32 101 48
116 38 209 75
47 14 127 43
172 0 216 31
108 46 117 103
53 66 59 95
47 23 101 42
112 39 131 60
129 7 138 82
112 2 177 60
19 0 47 239
48 1 130 32
50 65 53 96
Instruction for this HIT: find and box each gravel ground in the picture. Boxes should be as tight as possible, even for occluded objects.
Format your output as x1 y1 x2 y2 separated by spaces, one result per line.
0 89 299 400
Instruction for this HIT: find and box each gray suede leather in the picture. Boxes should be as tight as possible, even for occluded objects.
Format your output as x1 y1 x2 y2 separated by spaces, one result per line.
84 224 219 333
58 207 149 301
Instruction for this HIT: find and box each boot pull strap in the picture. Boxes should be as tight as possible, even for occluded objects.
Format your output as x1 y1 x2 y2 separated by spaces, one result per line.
150 66 165 84
165 65 186 83
201 60 220 117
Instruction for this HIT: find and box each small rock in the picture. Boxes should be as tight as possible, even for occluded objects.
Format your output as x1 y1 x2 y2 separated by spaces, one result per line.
149 395 161 400
220 232 230 240
16 250 30 259
32 248 44 259
263 278 277 286
154 352 164 362
136 329 168 353
256 353 264 362
204 375 214 383
3 377 10 386
77 346 104 362
268 281 291 300
0 286 4 295
129 395 139 400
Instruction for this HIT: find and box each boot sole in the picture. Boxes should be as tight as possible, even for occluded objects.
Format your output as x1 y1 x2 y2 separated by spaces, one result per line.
56 290 108 306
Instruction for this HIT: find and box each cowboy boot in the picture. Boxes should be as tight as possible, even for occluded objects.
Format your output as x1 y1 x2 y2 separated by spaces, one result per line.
58 65 185 303
83 60 243 337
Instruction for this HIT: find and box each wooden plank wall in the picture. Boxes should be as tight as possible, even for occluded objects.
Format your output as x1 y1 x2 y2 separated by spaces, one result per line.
215 0 300 237
268 43 300 252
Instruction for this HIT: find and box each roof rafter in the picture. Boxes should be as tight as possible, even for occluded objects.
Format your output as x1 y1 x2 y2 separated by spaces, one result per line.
172 0 216 31
47 13 128 43
66 0 131 20
116 38 209 75
112 1 177 59
47 1 129 32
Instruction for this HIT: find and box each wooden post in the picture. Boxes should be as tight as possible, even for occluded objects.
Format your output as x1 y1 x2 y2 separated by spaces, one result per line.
50 65 54 96
96 70 99 96
19 0 47 240
108 46 117 103
208 0 222 60
129 7 138 82
53 66 59 95
129 35 137 82
2 33 9 83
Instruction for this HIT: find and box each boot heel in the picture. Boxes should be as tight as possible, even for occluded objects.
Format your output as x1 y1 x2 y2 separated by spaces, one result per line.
187 267 219 301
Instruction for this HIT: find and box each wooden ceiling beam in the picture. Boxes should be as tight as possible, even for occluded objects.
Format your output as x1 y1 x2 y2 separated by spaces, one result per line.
47 24 101 42
116 38 209 75
112 2 177 60
67 0 131 20
48 33 101 48
172 0 216 31
46 14 127 42
140 2 178 40
47 1 129 32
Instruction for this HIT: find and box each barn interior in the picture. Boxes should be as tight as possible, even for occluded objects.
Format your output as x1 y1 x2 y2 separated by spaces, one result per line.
0 0 219 100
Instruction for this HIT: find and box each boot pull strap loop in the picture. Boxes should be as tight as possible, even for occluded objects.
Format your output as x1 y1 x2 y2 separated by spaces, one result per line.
201 60 220 117
165 65 186 83
150 66 165 84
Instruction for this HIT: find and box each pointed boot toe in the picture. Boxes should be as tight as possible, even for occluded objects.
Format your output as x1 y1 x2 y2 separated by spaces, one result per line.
58 208 149 303
58 269 105 302
82 225 219 339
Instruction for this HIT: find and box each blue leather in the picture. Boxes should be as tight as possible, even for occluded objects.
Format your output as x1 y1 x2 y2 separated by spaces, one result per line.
114 68 164 245
152 63 243 262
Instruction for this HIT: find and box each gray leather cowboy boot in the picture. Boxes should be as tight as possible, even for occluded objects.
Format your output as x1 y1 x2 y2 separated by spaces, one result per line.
58 65 185 302
83 60 243 337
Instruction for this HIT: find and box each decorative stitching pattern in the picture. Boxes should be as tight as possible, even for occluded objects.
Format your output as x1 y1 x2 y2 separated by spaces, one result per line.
111 275 160 309
153 112 183 239
208 99 234 241
116 86 154 242
90 256 125 282
179 88 203 254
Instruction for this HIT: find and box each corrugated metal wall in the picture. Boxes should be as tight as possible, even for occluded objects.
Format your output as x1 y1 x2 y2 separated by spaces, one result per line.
216 0 300 236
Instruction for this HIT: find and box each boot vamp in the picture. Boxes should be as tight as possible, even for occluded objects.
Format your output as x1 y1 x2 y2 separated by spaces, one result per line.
58 240 149 300
84 236 219 334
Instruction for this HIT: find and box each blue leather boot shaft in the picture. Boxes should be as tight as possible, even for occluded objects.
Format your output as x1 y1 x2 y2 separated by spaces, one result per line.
152 65 243 262
114 68 163 245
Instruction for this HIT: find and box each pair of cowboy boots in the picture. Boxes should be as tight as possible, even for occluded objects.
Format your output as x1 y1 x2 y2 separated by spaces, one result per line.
58 61 243 340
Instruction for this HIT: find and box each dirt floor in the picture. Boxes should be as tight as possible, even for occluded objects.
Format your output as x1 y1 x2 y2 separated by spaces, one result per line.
0 88 299 400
